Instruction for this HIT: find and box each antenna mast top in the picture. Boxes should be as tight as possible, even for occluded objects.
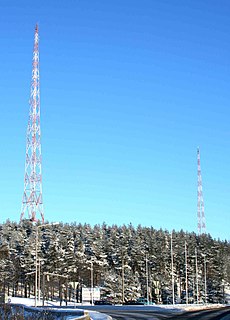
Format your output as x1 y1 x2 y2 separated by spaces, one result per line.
197 147 206 234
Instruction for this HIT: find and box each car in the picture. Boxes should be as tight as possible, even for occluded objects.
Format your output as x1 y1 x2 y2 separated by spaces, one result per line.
94 300 113 305
123 300 144 305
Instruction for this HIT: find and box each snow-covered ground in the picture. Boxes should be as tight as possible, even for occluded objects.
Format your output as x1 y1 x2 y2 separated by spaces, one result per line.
9 297 111 320
8 296 226 319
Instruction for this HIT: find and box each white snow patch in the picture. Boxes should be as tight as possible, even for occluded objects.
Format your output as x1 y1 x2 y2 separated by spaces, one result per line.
9 297 111 319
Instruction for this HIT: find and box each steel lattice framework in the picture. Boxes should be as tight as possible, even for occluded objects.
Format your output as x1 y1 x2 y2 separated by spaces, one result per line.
20 24 44 223
197 147 205 234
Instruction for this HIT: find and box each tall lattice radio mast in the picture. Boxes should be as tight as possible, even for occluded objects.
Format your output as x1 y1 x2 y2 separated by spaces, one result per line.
197 147 205 234
20 24 44 223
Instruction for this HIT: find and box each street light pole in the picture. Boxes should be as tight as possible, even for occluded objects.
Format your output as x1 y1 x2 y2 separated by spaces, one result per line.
195 248 199 304
38 258 41 302
122 258 124 304
35 227 38 307
171 232 175 304
204 255 207 304
73 267 77 308
185 241 188 304
146 255 149 305
91 260 94 304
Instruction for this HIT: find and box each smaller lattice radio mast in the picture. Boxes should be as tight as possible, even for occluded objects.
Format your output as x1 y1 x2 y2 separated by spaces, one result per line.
197 147 206 234
20 24 44 223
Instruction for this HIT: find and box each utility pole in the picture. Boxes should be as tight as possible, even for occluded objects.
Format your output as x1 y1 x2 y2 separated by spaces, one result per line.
171 232 175 304
20 24 44 223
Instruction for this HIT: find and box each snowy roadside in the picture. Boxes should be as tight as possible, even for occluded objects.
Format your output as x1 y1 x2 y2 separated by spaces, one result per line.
9 297 112 320
174 303 226 311
8 297 226 319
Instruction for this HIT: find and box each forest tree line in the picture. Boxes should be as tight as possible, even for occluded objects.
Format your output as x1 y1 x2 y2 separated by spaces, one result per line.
0 220 229 304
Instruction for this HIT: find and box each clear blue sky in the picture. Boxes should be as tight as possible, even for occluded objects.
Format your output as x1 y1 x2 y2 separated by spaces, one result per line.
0 0 229 240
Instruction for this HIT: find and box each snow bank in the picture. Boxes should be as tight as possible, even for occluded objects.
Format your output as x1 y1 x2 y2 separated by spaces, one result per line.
9 297 111 319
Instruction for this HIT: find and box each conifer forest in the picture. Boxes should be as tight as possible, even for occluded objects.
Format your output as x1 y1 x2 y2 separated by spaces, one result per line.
0 220 229 305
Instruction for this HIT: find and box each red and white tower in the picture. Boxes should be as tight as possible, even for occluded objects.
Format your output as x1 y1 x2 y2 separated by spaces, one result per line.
197 147 205 234
20 24 44 223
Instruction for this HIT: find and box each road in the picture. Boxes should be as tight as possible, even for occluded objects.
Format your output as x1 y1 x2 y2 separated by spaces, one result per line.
168 307 230 320
82 305 230 320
